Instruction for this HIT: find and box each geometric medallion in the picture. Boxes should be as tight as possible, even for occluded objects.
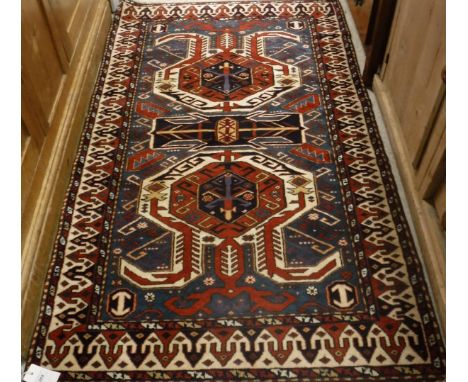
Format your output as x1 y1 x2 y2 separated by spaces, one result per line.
154 31 301 112
120 151 343 294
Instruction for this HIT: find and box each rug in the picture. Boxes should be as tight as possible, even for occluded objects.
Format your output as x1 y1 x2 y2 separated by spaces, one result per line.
26 0 445 380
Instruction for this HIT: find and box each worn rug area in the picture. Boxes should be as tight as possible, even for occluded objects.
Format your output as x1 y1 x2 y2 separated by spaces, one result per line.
27 0 445 380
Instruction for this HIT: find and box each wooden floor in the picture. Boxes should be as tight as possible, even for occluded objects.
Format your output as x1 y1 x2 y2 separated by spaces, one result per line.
21 0 112 358
346 0 373 43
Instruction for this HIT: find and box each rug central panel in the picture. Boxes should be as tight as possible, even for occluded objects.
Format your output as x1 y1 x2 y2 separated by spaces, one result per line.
100 18 367 321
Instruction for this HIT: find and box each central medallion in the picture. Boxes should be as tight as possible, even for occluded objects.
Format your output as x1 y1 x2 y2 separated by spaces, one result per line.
200 56 253 95
119 151 344 295
178 51 272 103
153 31 301 112
198 171 257 223
168 158 285 236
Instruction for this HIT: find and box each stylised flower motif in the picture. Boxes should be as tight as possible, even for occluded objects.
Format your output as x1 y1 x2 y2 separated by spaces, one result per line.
306 286 318 296
245 275 256 284
201 193 214 202
338 238 348 246
308 213 320 221
242 192 254 201
137 221 148 229
144 292 156 302
203 277 215 286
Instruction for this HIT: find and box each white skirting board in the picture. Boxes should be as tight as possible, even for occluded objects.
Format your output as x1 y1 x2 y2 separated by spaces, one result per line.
110 0 121 12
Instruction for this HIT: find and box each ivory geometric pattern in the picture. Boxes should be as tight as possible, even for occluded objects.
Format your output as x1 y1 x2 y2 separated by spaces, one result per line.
26 0 445 381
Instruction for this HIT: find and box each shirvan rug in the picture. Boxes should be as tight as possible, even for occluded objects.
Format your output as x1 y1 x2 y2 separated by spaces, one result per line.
26 0 445 380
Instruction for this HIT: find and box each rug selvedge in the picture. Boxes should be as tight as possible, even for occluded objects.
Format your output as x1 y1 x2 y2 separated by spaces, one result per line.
26 1 445 381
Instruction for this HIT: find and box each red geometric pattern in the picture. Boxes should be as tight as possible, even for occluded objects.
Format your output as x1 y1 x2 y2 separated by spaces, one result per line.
154 28 301 112
25 1 445 381
181 52 272 100
170 154 285 232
